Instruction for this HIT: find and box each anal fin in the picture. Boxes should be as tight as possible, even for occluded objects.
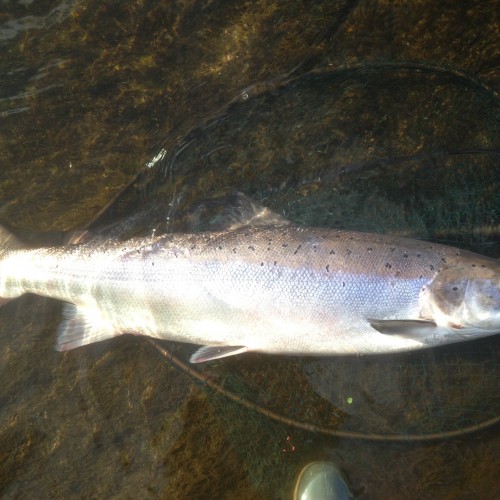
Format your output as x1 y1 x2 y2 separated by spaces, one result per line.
57 303 119 351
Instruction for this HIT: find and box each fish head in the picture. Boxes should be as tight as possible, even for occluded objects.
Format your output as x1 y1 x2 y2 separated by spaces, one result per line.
422 256 500 336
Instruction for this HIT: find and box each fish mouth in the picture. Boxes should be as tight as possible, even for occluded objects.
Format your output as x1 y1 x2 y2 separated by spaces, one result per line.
448 320 500 338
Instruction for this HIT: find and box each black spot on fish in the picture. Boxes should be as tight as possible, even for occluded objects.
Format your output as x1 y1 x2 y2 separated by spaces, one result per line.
190 245 196 250
232 248 236 253
480 264 486 268
390 247 396 252
367 247 373 252
441 257 447 263
282 243 288 248
385 263 392 269
403 253 408 258
326 264 330 272
294 244 302 255
248 245 255 251
152 262 155 266
430 265 435 271
471 263 476 267
274 261 277 266
261 262 264 266
452 286 458 291
346 249 352 255
330 249 335 255
342 282 345 287
416 253 421 258
218 245 222 250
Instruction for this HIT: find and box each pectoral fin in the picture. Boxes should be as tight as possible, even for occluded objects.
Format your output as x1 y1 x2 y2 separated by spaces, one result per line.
56 304 119 351
190 345 248 363
368 318 437 339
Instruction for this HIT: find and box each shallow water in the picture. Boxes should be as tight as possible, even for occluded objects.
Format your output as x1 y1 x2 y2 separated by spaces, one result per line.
0 1 499 498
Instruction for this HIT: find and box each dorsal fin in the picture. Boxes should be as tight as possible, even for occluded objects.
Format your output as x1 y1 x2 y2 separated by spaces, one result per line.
187 191 290 232
190 345 248 363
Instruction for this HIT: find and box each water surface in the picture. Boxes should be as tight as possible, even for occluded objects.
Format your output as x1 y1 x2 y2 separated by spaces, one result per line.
0 1 498 498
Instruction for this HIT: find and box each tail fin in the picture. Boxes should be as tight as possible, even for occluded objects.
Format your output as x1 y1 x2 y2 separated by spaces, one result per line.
0 224 26 306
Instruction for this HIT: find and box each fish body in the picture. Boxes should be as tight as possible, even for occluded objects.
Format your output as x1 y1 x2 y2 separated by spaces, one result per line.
0 225 499 362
